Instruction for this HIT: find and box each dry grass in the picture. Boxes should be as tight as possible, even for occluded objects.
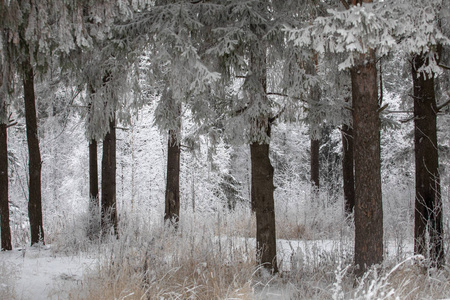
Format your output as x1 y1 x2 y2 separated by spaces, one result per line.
41 206 450 299
66 211 257 300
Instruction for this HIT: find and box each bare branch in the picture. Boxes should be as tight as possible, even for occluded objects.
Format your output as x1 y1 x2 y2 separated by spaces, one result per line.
269 106 286 124
439 64 450 71
386 110 413 114
409 94 421 100
377 103 389 113
266 92 305 102
6 121 17 128
400 116 415 123
437 99 450 112
340 0 350 10
267 92 288 97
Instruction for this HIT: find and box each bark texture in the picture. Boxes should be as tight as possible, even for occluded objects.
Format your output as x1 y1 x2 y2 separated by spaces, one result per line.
0 123 12 250
89 139 99 204
164 130 181 227
351 49 383 276
310 138 320 190
101 118 117 235
412 53 444 267
23 58 44 245
251 141 278 273
87 138 99 239
341 124 355 216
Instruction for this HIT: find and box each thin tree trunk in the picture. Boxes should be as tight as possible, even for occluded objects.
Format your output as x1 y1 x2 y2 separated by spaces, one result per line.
412 52 444 267
341 124 355 216
310 138 320 191
101 118 117 236
351 48 383 276
164 129 181 227
251 139 278 273
89 139 99 204
23 58 44 245
87 138 99 239
0 122 12 250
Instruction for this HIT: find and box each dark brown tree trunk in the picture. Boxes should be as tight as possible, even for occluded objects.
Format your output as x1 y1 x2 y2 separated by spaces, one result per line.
0 122 12 250
89 139 99 205
351 48 383 276
310 138 320 190
101 118 117 236
341 124 355 216
249 23 277 273
87 138 99 239
412 53 444 267
164 130 181 227
23 58 44 245
251 139 278 273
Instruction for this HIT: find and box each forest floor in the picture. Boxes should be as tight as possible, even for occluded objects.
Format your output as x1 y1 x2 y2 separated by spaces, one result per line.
0 209 449 299
0 245 96 300
0 237 438 300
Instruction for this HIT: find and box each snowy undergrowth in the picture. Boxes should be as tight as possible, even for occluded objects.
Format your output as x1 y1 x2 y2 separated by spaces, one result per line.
3 186 450 299
37 205 448 300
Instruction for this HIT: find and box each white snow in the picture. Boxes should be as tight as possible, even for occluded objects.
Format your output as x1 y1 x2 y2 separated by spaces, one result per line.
0 238 421 299
0 245 97 300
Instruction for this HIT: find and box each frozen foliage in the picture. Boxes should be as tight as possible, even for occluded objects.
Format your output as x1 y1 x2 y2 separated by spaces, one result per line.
285 0 449 71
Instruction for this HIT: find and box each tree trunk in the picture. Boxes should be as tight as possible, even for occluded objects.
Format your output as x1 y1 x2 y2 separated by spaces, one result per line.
0 122 12 250
351 48 383 276
23 58 44 246
248 23 278 273
251 140 278 273
310 138 320 191
101 118 117 236
87 138 99 239
341 124 355 217
164 130 181 227
412 52 444 267
89 139 99 205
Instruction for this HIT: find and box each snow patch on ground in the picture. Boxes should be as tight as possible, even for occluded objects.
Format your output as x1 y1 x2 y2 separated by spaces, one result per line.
0 245 97 300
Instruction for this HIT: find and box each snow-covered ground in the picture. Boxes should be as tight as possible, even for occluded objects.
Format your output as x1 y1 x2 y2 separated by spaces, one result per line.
0 237 442 300
0 245 96 300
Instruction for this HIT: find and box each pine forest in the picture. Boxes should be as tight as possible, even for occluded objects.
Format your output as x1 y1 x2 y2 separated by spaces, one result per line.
1 0 450 299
